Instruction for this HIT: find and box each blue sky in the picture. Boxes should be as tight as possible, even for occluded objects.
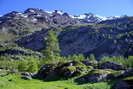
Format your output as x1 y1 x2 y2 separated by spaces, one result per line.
0 0 133 16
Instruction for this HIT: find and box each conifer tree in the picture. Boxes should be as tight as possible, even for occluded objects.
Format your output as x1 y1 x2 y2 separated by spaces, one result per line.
42 30 60 60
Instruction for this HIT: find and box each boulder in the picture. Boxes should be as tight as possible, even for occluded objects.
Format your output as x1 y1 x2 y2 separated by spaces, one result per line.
99 62 124 70
75 69 113 83
114 78 133 89
78 74 108 83
59 65 77 78
21 75 32 80
57 61 91 78
36 64 55 79
21 72 32 80
114 80 130 89
36 61 91 80
0 69 9 77
82 60 98 68
122 69 133 77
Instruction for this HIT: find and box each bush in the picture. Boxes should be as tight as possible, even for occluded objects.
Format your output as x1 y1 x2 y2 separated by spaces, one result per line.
27 58 39 72
124 56 133 68
66 54 84 62
89 54 96 61
18 60 29 72
18 57 39 72
0 56 39 73
0 60 18 71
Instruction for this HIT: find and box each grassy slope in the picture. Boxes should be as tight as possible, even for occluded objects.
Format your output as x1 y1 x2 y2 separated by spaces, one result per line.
0 74 111 89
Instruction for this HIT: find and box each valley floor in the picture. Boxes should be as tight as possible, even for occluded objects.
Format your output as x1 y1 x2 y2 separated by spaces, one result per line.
0 74 111 89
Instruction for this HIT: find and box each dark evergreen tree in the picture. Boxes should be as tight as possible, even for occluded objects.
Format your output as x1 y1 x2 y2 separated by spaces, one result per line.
42 30 60 60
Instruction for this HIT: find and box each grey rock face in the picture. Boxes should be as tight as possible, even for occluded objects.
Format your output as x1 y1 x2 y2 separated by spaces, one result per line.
59 26 104 56
16 29 49 51
59 26 133 59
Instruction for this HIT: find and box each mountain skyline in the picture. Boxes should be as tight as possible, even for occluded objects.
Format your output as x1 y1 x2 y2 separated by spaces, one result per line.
0 0 133 16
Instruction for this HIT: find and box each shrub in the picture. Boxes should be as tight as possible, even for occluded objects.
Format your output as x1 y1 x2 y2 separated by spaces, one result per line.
66 54 84 62
89 54 96 61
18 60 29 72
0 60 18 71
124 56 133 68
18 57 39 72
27 58 39 72
0 56 39 73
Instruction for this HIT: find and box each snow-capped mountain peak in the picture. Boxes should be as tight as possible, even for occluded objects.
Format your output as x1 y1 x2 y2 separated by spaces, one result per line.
0 8 122 25
70 13 108 23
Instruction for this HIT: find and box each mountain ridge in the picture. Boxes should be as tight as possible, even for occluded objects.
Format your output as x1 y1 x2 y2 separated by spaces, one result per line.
0 8 133 60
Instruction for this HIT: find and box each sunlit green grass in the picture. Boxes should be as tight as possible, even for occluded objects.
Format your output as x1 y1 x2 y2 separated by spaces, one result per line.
0 74 111 89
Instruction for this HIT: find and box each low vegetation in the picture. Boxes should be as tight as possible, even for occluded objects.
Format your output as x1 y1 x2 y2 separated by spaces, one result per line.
0 74 112 89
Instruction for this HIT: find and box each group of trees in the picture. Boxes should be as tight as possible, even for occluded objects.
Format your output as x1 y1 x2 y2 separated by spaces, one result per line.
0 56 39 73
0 29 133 73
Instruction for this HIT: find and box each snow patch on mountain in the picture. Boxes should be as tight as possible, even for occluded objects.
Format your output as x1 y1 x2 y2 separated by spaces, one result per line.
95 15 108 21
70 13 108 21
56 10 63 15
45 11 52 14
75 15 86 19
106 16 121 20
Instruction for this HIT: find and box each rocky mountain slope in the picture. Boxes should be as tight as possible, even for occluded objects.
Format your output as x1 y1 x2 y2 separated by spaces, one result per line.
15 18 133 59
0 8 120 41
0 8 133 60
0 8 78 41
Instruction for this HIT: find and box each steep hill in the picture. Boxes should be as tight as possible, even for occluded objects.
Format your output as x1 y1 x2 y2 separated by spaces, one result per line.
0 8 133 59
15 16 133 59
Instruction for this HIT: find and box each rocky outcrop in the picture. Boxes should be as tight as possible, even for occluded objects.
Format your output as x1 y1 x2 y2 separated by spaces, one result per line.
114 80 131 89
77 73 108 83
36 64 55 79
21 72 32 80
0 69 9 77
99 62 124 70
75 69 128 84
121 69 133 77
36 61 90 80
114 78 133 89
